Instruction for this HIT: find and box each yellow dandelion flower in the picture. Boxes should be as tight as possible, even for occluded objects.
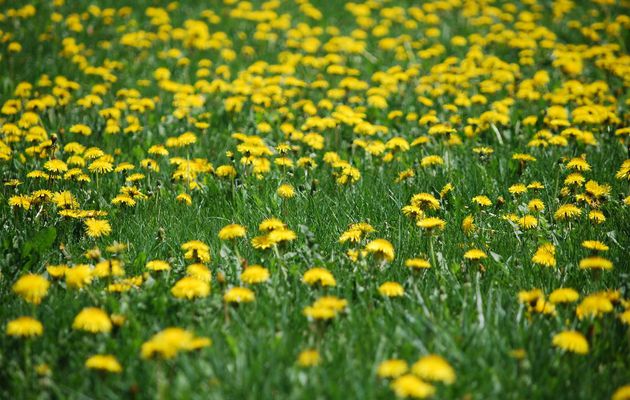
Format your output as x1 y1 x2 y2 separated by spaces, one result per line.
405 258 431 270
576 295 613 319
581 240 608 252
241 265 270 284
377 359 408 378
46 264 67 279
554 204 582 220
303 305 336 320
141 327 210 359
297 349 320 367
146 260 171 272
12 274 50 305
277 183 296 199
85 354 122 373
218 224 247 240
411 354 456 384
410 193 440 210
518 289 544 304
464 249 487 261
259 218 285 231
549 288 579 304
186 264 211 282
612 385 630 400
461 215 475 235
84 219 112 238
528 199 545 212
303 267 336 287
379 282 404 297
416 217 446 232
65 264 93 289
6 316 43 338
552 331 589 354
224 287 255 303
517 215 538 229
171 277 210 299
472 195 492 207
72 307 112 333
579 256 613 271
390 374 436 399
365 239 395 262
532 243 556 267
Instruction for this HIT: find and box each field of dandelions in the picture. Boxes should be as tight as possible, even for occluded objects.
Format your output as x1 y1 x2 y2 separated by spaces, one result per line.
1 0 629 399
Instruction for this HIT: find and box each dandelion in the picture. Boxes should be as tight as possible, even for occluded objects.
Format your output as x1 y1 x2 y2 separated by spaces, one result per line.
84 219 112 238
365 239 395 262
528 199 545 212
390 374 436 398
241 265 270 284
46 264 67 279
12 274 50 305
517 215 538 229
464 249 487 261
224 287 255 303
259 218 285 231
44 159 68 173
176 193 192 205
411 354 456 384
85 354 122 373
461 215 475 235
277 184 295 198
549 288 579 304
218 224 247 240
377 359 409 378
581 240 608 252
171 277 210 299
303 267 336 287
554 204 581 220
552 331 589 354
379 282 404 297
612 385 630 400
181 240 211 263
8 195 31 210
416 217 446 231
576 294 613 319
405 258 431 270
146 260 171 272
579 256 613 271
141 327 211 359
532 243 556 267
472 195 492 207
6 317 43 338
410 193 440 210
297 349 320 367
72 308 112 333
65 264 93 289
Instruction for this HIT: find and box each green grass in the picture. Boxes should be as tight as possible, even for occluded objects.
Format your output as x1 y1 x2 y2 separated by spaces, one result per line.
0 0 629 399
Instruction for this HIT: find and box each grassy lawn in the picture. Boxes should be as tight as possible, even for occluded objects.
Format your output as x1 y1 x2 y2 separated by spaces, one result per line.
1 0 629 398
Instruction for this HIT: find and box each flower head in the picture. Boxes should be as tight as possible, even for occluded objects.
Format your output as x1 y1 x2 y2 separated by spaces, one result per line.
241 265 270 284
85 354 122 373
12 274 50 305
224 287 255 303
411 354 456 384
377 359 409 378
72 307 112 334
218 224 247 240
6 316 43 338
390 374 436 398
365 239 395 262
171 277 210 299
552 331 589 354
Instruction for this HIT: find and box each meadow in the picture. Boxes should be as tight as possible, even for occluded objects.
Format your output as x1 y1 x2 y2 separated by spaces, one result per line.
0 0 629 398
